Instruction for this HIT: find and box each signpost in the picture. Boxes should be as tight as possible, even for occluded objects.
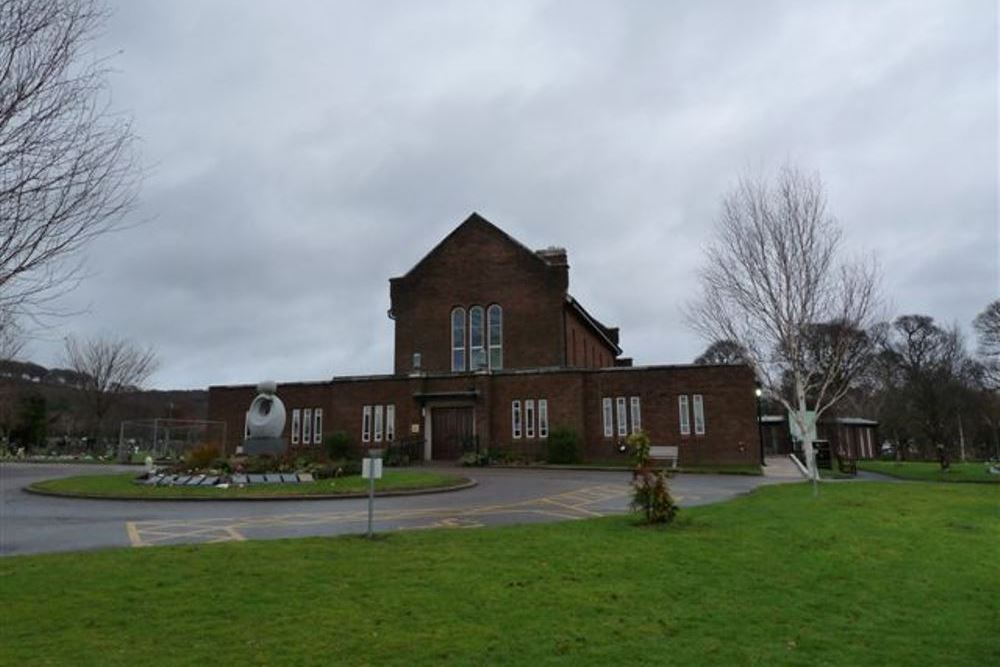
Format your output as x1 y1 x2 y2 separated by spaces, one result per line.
362 449 384 539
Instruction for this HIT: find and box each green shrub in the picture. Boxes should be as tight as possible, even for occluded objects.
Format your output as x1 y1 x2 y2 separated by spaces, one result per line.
628 432 678 525
324 431 352 461
183 443 222 472
310 459 362 479
460 450 489 466
546 427 580 464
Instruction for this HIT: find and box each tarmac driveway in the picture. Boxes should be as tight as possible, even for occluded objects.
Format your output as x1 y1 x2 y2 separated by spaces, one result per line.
1 463 798 556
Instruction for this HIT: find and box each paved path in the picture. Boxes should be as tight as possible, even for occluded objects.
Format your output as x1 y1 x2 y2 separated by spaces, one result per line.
2 463 801 556
763 455 806 479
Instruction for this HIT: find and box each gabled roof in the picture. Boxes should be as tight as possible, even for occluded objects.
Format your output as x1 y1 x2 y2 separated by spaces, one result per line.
390 212 622 358
390 212 552 282
566 295 622 355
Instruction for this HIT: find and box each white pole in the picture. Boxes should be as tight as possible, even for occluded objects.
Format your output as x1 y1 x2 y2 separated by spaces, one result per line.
958 412 966 463
367 463 375 539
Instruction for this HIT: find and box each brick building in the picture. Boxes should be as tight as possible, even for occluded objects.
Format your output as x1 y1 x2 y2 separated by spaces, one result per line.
208 213 760 465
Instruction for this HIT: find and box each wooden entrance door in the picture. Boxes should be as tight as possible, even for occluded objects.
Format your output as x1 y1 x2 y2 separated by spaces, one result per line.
431 407 474 460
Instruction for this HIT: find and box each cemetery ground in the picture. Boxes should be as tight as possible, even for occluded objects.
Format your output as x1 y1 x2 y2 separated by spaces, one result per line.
857 460 1000 483
2 481 996 666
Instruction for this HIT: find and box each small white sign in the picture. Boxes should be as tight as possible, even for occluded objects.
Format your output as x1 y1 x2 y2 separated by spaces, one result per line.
788 410 817 442
362 458 383 479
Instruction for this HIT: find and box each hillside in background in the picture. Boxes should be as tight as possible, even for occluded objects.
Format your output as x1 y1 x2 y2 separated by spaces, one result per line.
1 359 206 447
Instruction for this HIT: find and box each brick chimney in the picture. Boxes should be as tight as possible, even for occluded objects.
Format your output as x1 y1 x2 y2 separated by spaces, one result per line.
535 246 568 267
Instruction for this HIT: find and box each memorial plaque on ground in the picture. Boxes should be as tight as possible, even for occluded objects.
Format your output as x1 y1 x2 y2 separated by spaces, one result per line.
247 474 266 484
232 474 248 485
186 475 205 486
200 476 219 486
262 475 283 484
297 473 315 483
280 473 298 483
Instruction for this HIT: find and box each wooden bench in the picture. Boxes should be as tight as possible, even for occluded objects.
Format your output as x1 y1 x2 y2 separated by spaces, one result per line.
648 445 679 469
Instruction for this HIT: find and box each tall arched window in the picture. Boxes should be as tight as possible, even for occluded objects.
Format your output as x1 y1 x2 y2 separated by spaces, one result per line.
488 304 503 370
469 306 486 370
451 307 466 371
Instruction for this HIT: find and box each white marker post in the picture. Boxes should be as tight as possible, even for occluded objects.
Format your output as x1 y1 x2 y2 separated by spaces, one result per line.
362 449 383 539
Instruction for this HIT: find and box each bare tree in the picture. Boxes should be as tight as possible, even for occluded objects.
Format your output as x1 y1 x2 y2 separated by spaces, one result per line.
973 300 1000 389
0 0 139 320
0 309 25 360
64 334 157 442
687 165 882 483
693 339 748 365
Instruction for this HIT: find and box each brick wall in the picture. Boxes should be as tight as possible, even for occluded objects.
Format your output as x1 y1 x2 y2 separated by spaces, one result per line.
564 306 616 369
389 214 569 374
208 364 758 466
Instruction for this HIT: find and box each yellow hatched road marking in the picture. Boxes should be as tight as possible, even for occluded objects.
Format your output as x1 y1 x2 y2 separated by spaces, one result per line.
125 483 632 548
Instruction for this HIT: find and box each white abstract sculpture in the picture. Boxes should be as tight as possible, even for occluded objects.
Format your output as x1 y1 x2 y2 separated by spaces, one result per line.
243 380 287 455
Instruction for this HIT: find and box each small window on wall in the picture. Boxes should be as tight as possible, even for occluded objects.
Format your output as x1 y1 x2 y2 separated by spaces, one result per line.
362 405 372 442
469 306 486 370
451 307 466 372
525 400 535 439
512 400 522 439
374 405 384 442
693 394 705 435
386 405 395 441
602 397 613 437
291 409 301 444
616 397 627 436
244 411 251 439
302 408 312 444
630 396 641 434
678 396 690 435
313 409 323 445
538 399 549 439
488 304 503 369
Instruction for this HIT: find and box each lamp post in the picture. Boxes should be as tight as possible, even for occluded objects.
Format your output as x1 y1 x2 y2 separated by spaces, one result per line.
755 384 766 467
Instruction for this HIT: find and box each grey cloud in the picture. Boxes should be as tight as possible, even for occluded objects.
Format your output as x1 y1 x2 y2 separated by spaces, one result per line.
24 0 997 388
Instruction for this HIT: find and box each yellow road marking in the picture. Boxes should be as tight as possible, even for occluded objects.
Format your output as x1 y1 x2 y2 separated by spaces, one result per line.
125 521 144 547
125 483 632 548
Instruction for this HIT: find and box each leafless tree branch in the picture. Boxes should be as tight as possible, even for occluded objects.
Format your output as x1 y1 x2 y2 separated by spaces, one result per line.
686 164 883 479
63 332 157 439
0 0 139 320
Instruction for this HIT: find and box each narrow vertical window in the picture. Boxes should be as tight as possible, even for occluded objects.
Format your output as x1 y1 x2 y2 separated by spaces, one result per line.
678 395 690 435
291 409 301 444
313 408 323 445
362 405 372 443
386 405 395 442
512 400 522 439
538 399 549 439
451 307 466 371
374 405 384 442
302 408 312 444
602 397 613 437
469 306 486 370
244 411 251 439
488 304 503 370
693 394 705 435
630 396 641 434
616 397 627 436
525 399 535 439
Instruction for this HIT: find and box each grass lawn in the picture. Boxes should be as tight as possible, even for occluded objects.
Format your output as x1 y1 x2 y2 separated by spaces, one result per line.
29 470 469 499
859 460 1000 484
3 483 997 665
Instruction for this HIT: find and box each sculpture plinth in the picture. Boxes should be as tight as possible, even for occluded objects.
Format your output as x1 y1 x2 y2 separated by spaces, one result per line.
243 380 287 456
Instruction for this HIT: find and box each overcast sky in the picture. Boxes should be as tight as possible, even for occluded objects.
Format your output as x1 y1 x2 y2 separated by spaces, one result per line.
23 0 999 390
